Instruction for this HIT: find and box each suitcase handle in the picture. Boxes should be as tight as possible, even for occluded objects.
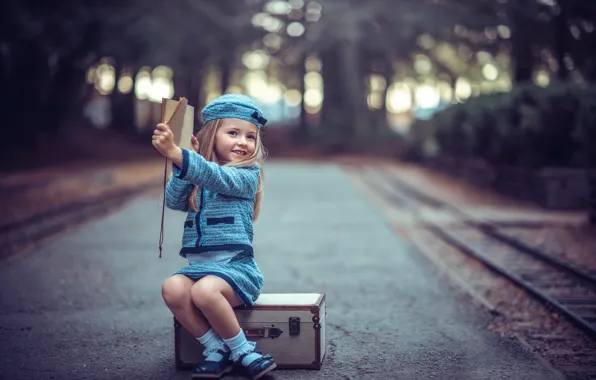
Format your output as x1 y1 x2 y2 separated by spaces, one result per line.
243 327 283 339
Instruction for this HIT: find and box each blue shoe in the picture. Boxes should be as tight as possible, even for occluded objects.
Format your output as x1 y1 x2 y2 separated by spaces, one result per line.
192 349 234 379
236 350 277 380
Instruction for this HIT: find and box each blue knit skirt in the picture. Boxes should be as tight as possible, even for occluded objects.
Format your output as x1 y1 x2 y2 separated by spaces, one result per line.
173 250 264 306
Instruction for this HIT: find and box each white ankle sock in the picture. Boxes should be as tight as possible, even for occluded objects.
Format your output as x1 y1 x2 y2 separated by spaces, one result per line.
223 330 262 365
197 329 227 362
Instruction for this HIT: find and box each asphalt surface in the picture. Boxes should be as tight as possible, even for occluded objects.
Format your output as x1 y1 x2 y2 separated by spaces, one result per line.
0 161 558 380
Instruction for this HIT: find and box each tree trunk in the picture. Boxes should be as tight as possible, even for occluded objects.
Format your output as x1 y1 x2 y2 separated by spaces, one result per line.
370 59 392 134
219 57 231 94
44 57 88 134
44 21 99 135
174 65 203 130
511 8 534 83
320 42 346 133
111 88 136 133
110 64 137 133
340 39 368 137
3 41 50 148
294 53 309 143
554 5 569 81
188 68 202 130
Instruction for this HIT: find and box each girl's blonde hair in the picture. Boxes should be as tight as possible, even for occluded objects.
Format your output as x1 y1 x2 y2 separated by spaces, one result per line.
187 118 267 221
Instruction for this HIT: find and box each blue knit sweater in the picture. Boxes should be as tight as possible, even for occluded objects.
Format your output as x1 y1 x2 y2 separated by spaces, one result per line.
165 149 260 257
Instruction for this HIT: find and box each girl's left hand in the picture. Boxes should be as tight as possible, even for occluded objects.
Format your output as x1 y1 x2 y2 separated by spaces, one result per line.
191 135 199 153
152 123 177 158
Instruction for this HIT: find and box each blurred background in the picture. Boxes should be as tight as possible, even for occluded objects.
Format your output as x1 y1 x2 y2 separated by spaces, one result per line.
2 3 596 377
1 0 595 217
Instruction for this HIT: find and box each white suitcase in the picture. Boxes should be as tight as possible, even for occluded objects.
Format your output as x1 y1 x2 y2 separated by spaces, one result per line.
174 293 327 370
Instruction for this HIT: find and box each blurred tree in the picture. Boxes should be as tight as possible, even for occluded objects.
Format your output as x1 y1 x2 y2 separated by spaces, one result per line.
267 0 504 144
0 0 110 148
2 0 595 153
0 0 265 147
99 0 265 130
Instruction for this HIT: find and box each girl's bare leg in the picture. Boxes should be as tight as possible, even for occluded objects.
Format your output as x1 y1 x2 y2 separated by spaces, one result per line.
190 276 277 379
189 275 243 339
164 275 240 378
161 274 211 338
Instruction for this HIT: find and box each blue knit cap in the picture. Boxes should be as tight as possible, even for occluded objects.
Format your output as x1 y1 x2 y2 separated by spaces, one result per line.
201 94 267 128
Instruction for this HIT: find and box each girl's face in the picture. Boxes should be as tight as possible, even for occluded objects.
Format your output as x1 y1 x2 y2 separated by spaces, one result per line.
214 118 258 164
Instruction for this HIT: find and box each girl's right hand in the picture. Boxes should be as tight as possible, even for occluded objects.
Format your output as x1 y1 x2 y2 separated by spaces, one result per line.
152 123 177 158
191 135 199 153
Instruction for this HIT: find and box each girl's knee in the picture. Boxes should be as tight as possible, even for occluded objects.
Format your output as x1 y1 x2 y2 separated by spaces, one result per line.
162 275 192 307
190 279 221 309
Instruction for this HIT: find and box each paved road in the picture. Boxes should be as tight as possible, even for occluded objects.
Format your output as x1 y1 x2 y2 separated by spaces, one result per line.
0 161 558 380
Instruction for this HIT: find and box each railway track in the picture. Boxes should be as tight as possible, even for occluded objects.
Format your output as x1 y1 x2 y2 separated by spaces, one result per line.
0 181 162 261
354 164 596 341
0 164 163 261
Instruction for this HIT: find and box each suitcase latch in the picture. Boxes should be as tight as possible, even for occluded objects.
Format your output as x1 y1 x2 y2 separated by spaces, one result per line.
244 327 283 339
289 317 300 336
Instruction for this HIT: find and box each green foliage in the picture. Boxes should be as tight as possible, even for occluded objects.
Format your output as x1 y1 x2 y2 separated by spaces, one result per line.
425 82 596 168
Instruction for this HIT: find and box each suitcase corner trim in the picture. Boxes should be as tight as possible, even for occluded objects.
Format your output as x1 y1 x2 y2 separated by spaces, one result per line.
309 293 326 315
174 317 194 371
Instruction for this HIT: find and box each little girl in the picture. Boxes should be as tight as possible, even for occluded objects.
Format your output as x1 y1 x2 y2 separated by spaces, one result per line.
152 94 276 380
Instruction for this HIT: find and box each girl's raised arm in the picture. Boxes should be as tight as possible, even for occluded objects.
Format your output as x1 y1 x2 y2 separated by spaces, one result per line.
172 149 259 199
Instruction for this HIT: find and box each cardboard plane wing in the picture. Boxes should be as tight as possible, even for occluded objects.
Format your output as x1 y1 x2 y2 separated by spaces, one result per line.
161 97 194 152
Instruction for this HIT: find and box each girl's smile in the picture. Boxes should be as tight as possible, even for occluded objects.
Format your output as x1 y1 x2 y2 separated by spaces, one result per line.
214 119 258 164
